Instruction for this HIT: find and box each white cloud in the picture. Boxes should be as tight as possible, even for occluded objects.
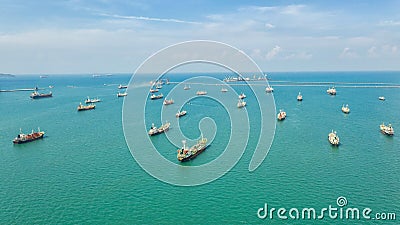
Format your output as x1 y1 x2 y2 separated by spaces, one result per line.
367 46 378 57
265 23 275 29
239 4 306 15
340 47 358 58
281 4 306 15
98 13 202 25
382 44 398 54
266 45 281 60
238 6 278 13
379 20 400 26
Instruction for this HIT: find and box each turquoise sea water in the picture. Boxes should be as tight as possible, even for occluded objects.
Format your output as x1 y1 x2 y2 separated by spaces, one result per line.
0 72 399 224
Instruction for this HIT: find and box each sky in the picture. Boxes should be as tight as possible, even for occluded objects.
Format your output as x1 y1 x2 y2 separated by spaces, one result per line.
0 0 400 74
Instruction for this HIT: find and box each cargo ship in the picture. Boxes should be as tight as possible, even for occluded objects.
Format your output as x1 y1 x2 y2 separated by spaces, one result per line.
13 128 45 144
150 88 159 93
297 92 303 101
341 104 350 114
177 135 208 162
328 130 340 146
196 91 207 95
163 99 174 105
150 93 163 100
30 87 52 99
327 87 336 95
176 110 187 118
277 109 286 121
265 86 274 93
77 103 95 111
117 92 127 97
85 97 101 103
237 99 246 108
148 122 170 136
380 123 394 136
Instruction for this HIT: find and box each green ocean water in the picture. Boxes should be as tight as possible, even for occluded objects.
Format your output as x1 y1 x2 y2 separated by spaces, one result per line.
0 72 399 224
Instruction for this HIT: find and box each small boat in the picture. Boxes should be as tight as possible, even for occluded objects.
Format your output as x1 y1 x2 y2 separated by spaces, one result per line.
85 96 101 104
156 83 163 89
118 84 128 89
30 87 52 99
380 123 394 136
265 86 274 93
327 87 336 95
177 135 208 162
221 88 228 92
40 75 48 78
150 93 163 100
297 92 303 101
196 91 207 95
163 99 174 105
150 88 159 93
176 110 187 118
379 96 385 101
277 109 286 121
148 122 170 136
341 104 350 114
237 99 247 108
239 93 246 99
183 85 191 90
77 102 95 111
328 130 340 146
117 92 128 97
48 85 54 89
13 128 45 144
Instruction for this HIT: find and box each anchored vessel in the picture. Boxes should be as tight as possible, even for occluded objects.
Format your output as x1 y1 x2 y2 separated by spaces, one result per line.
117 92 127 97
184 85 190 90
148 122 170 136
163 99 174 105
380 123 394 136
149 88 159 93
328 130 340 146
118 84 128 89
196 91 207 95
239 93 246 99
30 87 52 99
221 88 228 92
150 93 163 100
13 128 45 144
277 109 286 121
77 103 95 111
177 136 208 162
379 96 385 101
176 110 187 118
85 97 101 104
265 86 274 93
237 99 246 108
297 92 303 101
327 87 337 95
341 104 350 114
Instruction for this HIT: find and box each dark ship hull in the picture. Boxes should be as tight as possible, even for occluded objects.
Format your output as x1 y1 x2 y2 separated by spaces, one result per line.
178 145 208 162
30 93 52 99
77 106 95 111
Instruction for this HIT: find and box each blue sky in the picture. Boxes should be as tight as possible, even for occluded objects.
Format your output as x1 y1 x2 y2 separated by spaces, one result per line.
1 0 400 74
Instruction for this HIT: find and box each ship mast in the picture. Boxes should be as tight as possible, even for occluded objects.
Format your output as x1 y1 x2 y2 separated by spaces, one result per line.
182 140 186 150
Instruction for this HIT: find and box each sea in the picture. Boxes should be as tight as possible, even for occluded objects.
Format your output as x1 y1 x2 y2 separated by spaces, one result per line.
0 71 399 224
